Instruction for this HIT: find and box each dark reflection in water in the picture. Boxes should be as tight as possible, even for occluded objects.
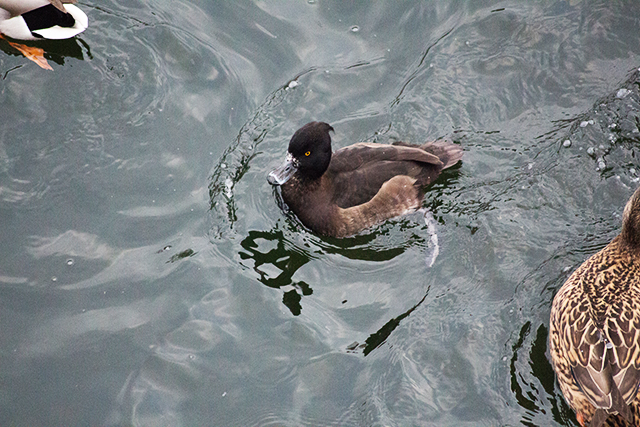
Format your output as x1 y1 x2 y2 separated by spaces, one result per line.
238 216 434 315
317 232 407 261
167 248 195 263
510 322 578 426
0 36 88 68
348 286 430 356
239 224 432 357
239 229 312 315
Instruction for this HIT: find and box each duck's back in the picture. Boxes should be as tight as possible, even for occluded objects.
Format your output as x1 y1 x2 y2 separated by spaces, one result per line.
550 238 640 426
326 140 462 209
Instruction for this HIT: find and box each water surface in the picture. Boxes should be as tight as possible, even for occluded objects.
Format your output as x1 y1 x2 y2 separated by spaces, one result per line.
1 1 640 426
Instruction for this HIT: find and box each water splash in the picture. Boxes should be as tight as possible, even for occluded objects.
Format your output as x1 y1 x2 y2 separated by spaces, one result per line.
423 210 439 268
208 69 315 240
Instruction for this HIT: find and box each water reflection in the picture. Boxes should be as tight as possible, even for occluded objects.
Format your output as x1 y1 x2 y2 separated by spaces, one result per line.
167 248 195 263
348 287 429 356
510 322 578 426
239 216 435 316
0 36 87 70
239 229 312 315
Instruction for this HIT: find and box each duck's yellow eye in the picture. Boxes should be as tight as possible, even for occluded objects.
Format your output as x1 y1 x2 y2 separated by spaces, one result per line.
305 151 311 156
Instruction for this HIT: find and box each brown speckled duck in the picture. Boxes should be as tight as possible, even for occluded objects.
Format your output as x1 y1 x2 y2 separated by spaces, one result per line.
550 186 640 427
267 122 463 237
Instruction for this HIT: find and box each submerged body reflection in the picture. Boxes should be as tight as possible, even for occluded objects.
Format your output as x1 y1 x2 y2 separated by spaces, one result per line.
239 229 312 316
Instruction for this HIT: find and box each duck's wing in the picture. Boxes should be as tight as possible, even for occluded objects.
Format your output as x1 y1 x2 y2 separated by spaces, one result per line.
392 140 463 170
557 249 640 426
49 0 67 13
330 142 443 173
327 142 449 209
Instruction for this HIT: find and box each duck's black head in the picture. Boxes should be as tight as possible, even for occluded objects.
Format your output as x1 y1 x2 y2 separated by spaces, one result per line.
268 122 334 185
621 186 640 248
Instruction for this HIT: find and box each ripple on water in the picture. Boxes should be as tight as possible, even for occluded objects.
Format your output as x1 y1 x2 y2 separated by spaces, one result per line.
3 1 637 426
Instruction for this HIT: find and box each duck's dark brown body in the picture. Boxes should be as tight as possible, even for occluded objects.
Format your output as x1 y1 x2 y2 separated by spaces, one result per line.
269 122 462 237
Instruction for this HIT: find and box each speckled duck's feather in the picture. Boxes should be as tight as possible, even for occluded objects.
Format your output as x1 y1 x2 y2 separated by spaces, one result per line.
550 186 640 427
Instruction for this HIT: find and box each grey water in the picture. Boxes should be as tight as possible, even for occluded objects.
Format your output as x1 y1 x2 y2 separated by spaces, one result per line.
1 1 640 426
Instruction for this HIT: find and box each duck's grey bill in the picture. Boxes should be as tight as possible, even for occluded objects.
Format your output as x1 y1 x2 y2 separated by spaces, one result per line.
267 154 297 185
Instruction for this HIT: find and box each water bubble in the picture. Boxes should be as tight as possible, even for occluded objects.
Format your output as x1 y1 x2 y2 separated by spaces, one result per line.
66 259 74 266
350 25 360 33
563 140 571 147
616 88 631 99
580 121 590 128
224 178 233 198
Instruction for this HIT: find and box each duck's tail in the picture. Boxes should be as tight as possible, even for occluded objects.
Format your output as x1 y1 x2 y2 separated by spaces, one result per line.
391 139 463 169
422 140 463 170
